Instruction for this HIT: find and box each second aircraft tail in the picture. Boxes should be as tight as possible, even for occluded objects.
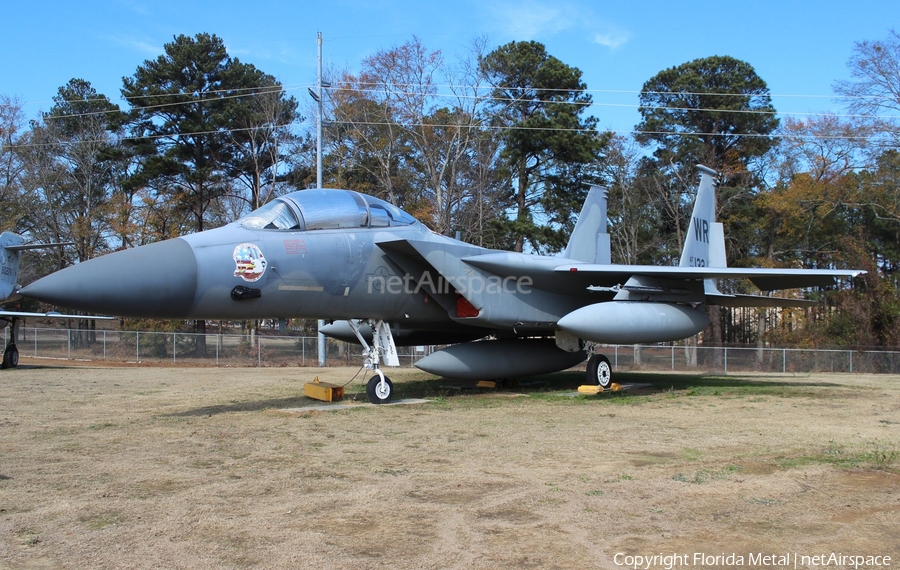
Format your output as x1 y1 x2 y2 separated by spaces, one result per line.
0 232 25 301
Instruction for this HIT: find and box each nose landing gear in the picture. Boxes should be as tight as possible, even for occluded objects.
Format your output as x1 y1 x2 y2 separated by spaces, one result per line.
347 319 399 404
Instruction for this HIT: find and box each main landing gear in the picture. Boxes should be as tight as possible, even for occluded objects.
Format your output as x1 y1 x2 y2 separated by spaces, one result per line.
586 353 612 388
1 318 21 369
2 343 18 369
347 319 400 404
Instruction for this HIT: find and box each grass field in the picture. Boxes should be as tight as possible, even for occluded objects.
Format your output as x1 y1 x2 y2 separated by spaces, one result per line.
1 360 898 569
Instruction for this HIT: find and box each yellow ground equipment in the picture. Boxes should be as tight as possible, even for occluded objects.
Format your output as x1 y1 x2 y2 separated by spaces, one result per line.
304 377 344 402
577 383 622 395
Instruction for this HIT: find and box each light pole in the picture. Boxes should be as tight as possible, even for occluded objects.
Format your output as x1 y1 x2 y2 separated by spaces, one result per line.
309 32 329 367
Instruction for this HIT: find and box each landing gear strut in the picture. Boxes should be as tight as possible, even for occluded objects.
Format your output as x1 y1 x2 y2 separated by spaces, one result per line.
348 319 399 404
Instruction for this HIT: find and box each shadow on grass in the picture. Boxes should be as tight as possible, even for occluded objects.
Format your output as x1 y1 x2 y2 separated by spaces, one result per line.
165 395 314 417
165 370 852 416
164 385 376 417
393 370 850 401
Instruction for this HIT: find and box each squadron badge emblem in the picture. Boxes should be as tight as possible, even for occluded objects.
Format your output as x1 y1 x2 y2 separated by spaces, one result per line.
233 243 267 282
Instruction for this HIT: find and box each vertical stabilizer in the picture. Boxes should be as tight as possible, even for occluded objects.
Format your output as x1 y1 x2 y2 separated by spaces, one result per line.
679 165 718 268
0 232 24 301
563 185 611 264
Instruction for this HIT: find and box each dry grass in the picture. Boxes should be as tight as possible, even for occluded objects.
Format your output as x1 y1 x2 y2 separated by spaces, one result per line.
1 359 899 569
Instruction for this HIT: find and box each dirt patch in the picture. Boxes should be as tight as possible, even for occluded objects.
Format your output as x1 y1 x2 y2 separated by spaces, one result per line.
1 362 898 569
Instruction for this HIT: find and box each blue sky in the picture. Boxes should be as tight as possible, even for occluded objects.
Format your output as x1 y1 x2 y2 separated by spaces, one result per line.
2 0 895 134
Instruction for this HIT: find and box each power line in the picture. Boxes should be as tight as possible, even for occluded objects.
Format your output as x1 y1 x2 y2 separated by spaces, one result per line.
20 81 898 126
5 81 896 150
342 81 900 102
5 116 892 152
34 81 898 106
39 85 306 121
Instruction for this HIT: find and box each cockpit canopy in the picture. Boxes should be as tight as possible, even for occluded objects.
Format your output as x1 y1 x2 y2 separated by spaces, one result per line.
238 189 418 231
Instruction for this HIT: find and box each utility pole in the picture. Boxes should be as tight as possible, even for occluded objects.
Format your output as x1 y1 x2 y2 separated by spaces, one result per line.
311 32 328 367
316 31 324 190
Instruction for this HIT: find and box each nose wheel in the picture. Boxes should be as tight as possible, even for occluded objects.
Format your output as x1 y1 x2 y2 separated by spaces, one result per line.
346 319 399 404
366 372 394 404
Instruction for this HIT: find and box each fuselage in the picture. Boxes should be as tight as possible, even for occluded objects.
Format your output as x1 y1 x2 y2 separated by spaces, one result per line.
186 221 461 322
20 198 468 325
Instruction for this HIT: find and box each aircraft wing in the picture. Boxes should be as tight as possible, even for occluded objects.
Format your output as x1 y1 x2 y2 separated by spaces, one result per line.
702 292 818 308
554 264 865 291
462 254 863 292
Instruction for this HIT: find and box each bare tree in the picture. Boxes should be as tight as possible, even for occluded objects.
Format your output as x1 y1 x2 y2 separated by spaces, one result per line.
777 114 872 182
325 36 504 240
602 136 658 264
0 96 28 231
227 83 301 213
834 29 900 149
326 68 412 204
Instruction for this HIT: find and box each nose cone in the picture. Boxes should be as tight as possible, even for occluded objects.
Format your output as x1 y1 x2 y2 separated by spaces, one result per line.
20 238 199 318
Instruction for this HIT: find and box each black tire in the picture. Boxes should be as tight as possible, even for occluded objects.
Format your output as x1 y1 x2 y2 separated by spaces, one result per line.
586 354 612 388
2 344 19 369
366 375 394 404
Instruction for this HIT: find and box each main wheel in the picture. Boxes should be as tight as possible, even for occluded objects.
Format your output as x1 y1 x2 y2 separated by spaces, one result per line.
586 354 612 388
2 344 19 369
366 375 394 404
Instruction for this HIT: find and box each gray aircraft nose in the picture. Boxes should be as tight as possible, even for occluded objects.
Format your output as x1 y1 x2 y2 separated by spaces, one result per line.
20 238 199 318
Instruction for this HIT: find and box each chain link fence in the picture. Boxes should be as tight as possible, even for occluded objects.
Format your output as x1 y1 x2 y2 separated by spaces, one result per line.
4 327 431 368
5 327 900 374
605 344 900 375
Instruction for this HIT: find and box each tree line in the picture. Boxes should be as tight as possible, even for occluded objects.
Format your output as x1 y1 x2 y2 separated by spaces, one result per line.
2 30 899 349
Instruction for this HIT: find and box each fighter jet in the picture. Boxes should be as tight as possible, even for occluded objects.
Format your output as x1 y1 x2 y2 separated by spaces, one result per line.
1 232 115 368
18 166 864 402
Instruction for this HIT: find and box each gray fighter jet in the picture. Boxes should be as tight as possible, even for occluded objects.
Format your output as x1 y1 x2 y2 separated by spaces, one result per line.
17 166 864 402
